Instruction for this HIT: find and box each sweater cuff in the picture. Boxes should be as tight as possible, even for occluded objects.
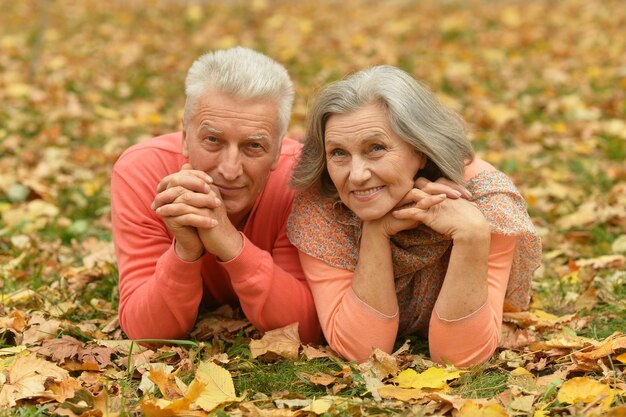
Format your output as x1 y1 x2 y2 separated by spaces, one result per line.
348 287 399 321
157 243 204 287
216 233 261 283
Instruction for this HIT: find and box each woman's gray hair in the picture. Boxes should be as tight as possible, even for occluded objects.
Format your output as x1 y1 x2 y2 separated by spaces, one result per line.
291 65 474 198
184 47 294 141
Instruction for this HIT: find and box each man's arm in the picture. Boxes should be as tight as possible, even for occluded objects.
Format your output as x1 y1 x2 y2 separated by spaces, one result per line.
112 159 205 340
221 224 323 344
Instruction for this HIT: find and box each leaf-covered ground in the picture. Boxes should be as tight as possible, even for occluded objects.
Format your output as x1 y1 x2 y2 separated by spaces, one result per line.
1 1 625 415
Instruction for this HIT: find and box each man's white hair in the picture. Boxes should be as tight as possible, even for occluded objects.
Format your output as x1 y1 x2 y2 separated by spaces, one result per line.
184 47 294 141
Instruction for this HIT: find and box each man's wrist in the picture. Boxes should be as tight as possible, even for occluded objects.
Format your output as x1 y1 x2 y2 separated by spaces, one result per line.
174 240 205 262
215 230 244 262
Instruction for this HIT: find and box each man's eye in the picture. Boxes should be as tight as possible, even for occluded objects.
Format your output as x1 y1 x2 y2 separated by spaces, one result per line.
204 136 219 143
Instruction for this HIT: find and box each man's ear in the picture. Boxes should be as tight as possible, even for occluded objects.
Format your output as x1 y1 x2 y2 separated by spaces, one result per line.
182 129 189 158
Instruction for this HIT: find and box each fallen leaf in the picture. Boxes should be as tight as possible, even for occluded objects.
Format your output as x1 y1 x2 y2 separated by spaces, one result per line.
0 354 80 408
378 385 425 402
574 334 626 361
192 361 242 412
393 367 464 390
557 377 614 411
457 402 508 416
249 322 301 359
301 397 334 414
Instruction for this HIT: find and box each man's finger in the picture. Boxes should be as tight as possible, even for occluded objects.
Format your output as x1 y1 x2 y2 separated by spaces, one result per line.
156 170 213 193
152 187 220 210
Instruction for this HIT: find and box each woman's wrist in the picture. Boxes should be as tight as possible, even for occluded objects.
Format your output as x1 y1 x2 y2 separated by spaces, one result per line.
451 218 490 244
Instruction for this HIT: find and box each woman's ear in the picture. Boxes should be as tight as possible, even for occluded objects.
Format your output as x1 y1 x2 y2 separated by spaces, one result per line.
419 153 427 169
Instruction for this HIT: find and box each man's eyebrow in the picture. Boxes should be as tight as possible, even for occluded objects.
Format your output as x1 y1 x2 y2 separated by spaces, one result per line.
198 124 222 134
247 134 271 141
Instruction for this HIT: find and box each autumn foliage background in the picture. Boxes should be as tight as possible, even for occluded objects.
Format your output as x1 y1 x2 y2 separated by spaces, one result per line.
1 0 625 416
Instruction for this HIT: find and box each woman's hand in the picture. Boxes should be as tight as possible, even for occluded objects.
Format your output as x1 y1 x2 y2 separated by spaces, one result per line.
414 176 472 200
367 176 473 238
392 194 489 241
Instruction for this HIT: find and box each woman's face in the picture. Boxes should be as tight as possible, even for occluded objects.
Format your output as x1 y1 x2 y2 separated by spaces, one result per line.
324 103 425 221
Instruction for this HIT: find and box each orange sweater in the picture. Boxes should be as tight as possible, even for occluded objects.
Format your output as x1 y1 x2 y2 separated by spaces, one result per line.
111 133 321 343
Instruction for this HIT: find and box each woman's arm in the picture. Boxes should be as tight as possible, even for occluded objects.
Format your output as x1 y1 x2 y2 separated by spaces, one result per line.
429 234 517 367
299 252 400 362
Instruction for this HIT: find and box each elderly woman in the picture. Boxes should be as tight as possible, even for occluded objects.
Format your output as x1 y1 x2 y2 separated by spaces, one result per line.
287 66 541 367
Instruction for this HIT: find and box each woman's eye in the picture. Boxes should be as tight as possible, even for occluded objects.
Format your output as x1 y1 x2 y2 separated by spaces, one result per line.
329 149 346 158
371 144 386 152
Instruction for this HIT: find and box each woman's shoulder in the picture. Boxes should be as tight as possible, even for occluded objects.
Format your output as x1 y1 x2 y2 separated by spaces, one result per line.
463 158 497 181
287 188 360 270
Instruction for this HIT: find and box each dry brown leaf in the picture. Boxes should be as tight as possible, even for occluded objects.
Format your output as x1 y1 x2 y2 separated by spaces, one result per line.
0 354 80 408
574 333 626 361
299 371 336 386
302 344 338 360
21 315 61 345
358 348 399 378
249 322 301 359
37 335 113 370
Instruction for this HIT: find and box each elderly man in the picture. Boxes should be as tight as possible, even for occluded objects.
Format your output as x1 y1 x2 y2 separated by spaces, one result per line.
111 47 321 343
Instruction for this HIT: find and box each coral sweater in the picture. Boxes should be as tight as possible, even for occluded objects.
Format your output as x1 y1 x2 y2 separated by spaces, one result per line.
111 132 321 343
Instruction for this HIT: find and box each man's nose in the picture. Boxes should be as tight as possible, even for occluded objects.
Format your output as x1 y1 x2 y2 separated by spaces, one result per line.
218 148 243 181
349 158 371 183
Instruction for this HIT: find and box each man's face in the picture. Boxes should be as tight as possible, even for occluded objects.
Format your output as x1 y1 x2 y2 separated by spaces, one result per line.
183 91 281 227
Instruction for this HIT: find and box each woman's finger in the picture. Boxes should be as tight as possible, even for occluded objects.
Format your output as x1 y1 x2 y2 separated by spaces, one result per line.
415 177 471 199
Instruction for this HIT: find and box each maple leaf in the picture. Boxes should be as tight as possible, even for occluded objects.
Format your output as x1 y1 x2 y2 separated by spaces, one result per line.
0 354 79 408
37 335 113 370
249 322 301 359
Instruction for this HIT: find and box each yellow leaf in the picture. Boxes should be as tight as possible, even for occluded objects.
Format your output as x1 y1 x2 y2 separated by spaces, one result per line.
378 385 425 401
192 361 241 412
510 367 533 377
393 367 464 390
458 402 508 416
5 83 31 98
301 397 334 414
574 334 626 361
616 352 626 364
2 289 40 306
557 377 614 411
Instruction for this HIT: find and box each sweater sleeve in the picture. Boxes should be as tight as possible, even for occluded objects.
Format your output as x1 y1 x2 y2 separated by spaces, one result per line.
299 252 399 361
428 233 517 367
111 164 204 340
219 228 323 344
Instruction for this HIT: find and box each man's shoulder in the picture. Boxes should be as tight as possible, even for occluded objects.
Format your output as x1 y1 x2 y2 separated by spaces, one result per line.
279 137 303 158
114 132 183 171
